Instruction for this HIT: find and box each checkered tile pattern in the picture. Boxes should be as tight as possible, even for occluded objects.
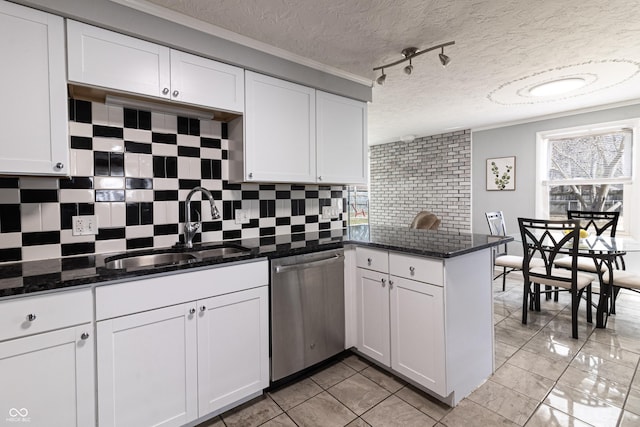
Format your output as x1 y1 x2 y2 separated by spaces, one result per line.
0 99 346 263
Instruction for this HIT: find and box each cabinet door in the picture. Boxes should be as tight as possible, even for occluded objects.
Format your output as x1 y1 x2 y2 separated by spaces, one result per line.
390 276 446 396
0 325 95 427
316 91 367 184
67 20 170 99
170 50 244 112
356 268 390 366
244 71 316 183
197 286 269 416
0 1 68 176
97 304 198 427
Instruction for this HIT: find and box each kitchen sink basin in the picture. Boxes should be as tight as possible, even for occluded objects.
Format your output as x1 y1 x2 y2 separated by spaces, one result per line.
193 246 250 259
102 244 252 270
104 252 198 270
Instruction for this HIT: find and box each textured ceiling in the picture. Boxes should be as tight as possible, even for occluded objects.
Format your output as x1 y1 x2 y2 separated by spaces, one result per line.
136 0 640 144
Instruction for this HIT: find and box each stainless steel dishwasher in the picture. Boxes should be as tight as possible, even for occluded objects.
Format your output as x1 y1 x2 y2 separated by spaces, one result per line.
270 248 345 382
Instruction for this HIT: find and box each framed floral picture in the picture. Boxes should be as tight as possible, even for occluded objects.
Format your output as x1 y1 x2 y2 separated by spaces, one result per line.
486 156 516 191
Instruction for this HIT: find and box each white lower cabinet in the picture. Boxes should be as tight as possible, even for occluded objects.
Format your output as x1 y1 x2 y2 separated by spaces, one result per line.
354 247 493 406
197 287 269 415
355 268 390 365
0 289 94 427
97 304 198 427
390 276 445 396
356 249 445 395
95 261 269 427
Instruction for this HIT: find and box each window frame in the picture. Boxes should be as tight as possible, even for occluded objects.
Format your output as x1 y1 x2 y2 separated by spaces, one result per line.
535 118 640 237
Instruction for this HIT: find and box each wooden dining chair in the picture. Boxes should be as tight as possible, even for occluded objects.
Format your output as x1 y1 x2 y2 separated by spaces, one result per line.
485 211 543 291
518 217 594 339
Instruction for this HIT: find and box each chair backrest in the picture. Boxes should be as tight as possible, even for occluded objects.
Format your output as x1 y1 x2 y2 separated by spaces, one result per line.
485 211 508 256
485 211 507 236
518 217 581 288
410 211 440 230
567 210 619 237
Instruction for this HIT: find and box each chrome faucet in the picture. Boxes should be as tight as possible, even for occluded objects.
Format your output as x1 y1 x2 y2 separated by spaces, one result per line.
183 186 221 248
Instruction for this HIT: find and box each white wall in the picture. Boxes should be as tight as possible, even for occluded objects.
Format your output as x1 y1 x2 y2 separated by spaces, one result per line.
472 102 640 271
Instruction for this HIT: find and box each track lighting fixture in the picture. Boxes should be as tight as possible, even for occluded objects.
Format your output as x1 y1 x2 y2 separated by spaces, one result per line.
373 41 454 85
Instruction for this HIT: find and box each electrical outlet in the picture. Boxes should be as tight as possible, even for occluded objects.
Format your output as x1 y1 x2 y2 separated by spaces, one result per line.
235 209 250 224
72 215 98 236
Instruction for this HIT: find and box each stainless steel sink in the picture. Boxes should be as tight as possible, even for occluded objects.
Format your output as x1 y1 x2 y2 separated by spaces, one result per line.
104 252 198 270
193 246 250 259
102 244 251 270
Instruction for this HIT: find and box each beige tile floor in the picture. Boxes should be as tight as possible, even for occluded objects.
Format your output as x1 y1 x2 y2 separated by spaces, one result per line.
198 274 640 426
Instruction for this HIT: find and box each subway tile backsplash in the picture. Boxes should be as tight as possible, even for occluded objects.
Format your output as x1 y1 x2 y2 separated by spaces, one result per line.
0 99 345 263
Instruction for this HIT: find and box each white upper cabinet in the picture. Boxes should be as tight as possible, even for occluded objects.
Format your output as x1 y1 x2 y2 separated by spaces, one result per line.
170 50 244 113
239 72 368 184
244 71 317 183
0 1 69 176
316 91 368 185
67 20 244 113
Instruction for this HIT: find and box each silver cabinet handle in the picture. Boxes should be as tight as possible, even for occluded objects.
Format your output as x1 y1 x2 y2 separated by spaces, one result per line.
189 308 196 315
367 258 372 266
381 278 386 287
200 305 206 312
318 176 323 181
27 314 37 322
248 172 253 179
389 280 394 289
162 88 169 95
172 90 179 97
54 162 64 170
409 266 415 275
81 332 90 340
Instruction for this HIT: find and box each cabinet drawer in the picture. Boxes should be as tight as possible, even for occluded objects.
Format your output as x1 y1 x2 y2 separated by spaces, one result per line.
389 252 443 286
355 247 388 273
0 289 93 342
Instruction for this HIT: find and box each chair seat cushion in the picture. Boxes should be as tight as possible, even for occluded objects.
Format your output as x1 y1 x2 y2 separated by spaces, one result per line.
554 256 607 273
528 267 594 290
603 270 640 290
495 255 545 269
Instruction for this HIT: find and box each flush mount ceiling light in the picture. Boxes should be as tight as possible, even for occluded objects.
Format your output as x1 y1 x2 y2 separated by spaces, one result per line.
374 41 455 85
528 78 587 97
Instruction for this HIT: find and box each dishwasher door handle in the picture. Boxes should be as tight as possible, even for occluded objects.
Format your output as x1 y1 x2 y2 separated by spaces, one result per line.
274 253 343 273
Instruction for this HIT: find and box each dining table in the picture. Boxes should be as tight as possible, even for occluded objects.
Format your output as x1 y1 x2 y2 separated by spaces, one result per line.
511 233 640 329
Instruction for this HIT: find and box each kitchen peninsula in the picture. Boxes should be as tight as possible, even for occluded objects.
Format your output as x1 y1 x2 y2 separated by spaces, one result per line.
0 226 509 425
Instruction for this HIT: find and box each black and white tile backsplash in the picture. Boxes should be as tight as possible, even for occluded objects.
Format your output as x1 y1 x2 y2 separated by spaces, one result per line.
0 99 345 263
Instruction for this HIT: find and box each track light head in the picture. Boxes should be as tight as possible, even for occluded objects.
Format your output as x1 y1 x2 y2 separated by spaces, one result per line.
404 58 413 75
439 47 451 67
376 69 387 85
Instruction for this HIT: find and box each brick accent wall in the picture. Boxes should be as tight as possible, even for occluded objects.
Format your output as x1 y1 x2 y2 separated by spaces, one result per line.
368 130 471 232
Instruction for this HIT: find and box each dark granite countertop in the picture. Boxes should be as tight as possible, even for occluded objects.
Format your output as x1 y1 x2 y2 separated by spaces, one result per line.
0 227 511 299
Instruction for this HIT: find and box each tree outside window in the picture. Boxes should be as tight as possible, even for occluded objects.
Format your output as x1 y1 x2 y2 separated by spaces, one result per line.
545 129 633 223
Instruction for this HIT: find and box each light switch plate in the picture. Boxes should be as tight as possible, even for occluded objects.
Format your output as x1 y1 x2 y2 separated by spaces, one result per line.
72 215 98 236
235 209 250 224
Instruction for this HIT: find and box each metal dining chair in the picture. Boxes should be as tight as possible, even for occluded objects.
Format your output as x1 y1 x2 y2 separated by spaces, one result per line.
485 211 543 291
554 211 622 273
518 217 594 339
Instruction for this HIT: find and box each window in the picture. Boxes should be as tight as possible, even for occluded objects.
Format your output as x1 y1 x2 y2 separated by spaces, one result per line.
536 119 640 235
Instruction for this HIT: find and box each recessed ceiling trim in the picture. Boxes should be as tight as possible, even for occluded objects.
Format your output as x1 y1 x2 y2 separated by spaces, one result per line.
487 60 640 105
108 0 372 86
